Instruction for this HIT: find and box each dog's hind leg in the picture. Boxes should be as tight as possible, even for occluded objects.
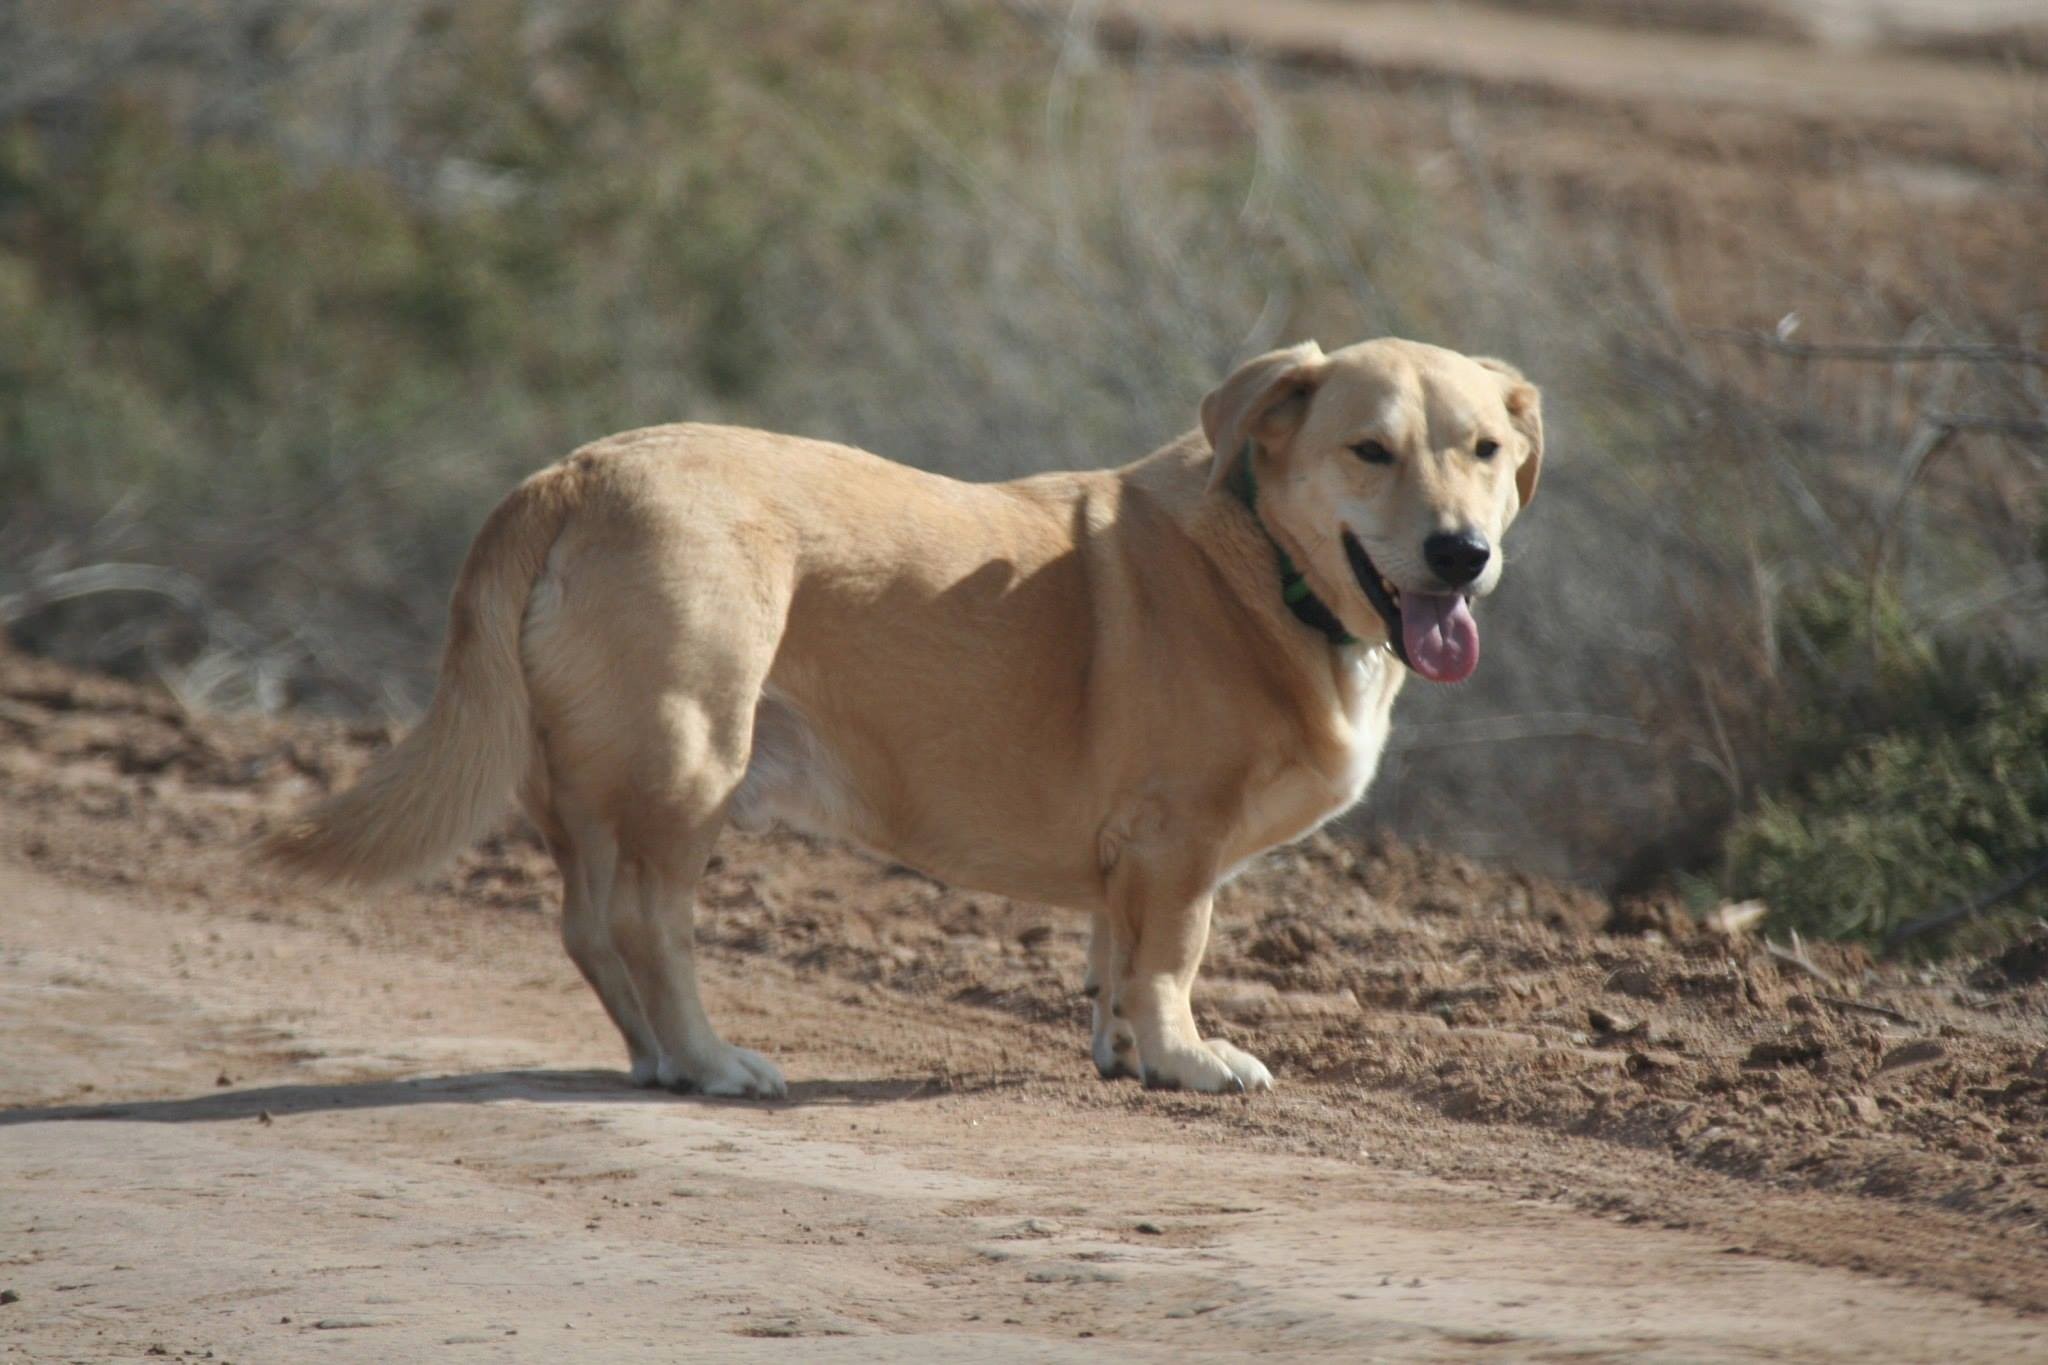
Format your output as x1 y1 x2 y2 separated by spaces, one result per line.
555 822 663 1086
1084 912 1138 1080
525 755 663 1085
598 694 785 1099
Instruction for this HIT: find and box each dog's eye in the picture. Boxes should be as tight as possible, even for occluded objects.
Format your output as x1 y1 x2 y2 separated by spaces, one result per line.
1351 440 1394 465
1475 439 1500 461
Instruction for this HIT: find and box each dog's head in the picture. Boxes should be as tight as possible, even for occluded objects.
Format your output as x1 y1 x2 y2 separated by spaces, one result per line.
1201 337 1541 683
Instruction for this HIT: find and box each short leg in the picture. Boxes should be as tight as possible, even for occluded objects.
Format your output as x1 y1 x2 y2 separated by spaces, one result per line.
1085 912 1139 1080
520 512 790 1098
1120 890 1273 1094
550 829 661 1086
606 837 786 1100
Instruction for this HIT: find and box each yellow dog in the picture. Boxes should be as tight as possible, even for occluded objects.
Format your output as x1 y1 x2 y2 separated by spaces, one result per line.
264 338 1541 1096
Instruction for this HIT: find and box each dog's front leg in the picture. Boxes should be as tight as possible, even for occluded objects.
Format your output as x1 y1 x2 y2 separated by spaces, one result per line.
1084 912 1139 1080
1108 861 1273 1094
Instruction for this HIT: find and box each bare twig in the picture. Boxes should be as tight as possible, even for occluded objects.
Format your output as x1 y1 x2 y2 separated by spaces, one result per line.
0 562 210 626
1763 930 1836 985
1885 852 2048 950
1692 329 2048 368
1871 406 2048 630
1816 995 1915 1027
1920 413 2048 441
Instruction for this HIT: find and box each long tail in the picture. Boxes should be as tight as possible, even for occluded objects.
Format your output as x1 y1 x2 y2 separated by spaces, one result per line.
258 462 579 885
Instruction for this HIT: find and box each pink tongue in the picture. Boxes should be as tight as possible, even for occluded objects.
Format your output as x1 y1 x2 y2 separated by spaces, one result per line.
1401 593 1480 684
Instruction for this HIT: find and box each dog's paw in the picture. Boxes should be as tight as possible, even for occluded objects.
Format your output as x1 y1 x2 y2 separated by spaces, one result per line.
661 1044 788 1099
1139 1037 1274 1094
1202 1038 1274 1093
627 1053 662 1088
1092 1020 1141 1081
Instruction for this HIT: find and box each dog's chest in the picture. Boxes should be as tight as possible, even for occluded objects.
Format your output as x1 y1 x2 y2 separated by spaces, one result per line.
1232 648 1403 864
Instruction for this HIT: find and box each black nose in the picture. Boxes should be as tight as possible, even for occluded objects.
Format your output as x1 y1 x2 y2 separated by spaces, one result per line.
1423 531 1491 588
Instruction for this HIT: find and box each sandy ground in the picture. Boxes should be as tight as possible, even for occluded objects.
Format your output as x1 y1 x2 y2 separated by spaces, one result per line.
1 650 2044 1363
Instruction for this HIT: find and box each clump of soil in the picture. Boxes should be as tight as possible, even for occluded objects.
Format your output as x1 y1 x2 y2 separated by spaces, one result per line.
1971 925 2048 991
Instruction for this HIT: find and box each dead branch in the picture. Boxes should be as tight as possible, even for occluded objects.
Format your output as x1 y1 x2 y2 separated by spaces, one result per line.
1763 930 1836 985
1885 852 2048 950
1816 995 1915 1027
1692 329 2048 368
1920 413 2048 441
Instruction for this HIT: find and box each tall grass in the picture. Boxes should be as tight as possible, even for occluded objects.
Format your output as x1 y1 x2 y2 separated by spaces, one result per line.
2 0 2042 935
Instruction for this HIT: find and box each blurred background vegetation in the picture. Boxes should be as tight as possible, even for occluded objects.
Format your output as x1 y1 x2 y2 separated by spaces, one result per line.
2 0 2043 948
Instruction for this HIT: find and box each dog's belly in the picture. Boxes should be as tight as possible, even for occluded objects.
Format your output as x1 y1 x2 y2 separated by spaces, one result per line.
728 688 1109 907
728 691 858 840
724 695 1097 908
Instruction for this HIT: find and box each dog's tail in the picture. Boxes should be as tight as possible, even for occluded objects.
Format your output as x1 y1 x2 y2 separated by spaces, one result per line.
258 462 579 886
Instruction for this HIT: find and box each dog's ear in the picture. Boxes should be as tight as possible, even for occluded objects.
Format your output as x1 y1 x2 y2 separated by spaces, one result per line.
1200 341 1329 493
1475 356 1543 508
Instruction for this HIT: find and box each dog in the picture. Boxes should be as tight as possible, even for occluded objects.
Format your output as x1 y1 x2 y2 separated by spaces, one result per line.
261 337 1541 1096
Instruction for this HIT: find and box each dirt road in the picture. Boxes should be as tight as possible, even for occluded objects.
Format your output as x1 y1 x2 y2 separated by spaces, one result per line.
9 862 2038 1363
2 647 2045 1363
1102 0 2043 120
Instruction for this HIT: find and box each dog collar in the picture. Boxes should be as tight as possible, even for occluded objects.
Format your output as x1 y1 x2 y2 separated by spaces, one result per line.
1225 447 1359 648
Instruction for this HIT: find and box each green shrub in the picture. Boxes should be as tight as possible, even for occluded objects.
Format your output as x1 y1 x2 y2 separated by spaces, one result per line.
1723 576 2048 948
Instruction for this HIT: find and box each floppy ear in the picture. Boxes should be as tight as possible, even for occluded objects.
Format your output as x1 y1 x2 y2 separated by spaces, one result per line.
1200 341 1329 493
1475 356 1543 508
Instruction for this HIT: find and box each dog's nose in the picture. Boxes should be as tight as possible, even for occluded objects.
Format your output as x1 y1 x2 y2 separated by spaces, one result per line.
1423 531 1491 588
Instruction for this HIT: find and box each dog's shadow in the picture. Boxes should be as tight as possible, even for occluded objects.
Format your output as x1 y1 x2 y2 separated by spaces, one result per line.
0 1068 1020 1127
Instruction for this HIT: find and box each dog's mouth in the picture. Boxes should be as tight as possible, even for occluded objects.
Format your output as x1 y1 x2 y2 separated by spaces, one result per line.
1341 531 1482 684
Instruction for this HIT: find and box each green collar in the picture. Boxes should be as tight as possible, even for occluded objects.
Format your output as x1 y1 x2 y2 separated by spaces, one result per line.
1225 448 1359 648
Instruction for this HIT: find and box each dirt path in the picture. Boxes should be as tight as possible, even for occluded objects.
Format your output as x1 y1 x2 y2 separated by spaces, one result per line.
1100 0 2043 122
2 860 2041 1363
1 655 2045 1360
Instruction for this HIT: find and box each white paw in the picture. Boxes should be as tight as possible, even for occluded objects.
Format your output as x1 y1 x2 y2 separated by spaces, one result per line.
1092 1013 1140 1081
1141 1038 1274 1094
1203 1038 1274 1092
628 1053 661 1088
661 1044 788 1099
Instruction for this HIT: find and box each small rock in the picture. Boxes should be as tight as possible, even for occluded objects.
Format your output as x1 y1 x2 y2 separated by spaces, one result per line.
1441 1085 1487 1119
1247 917 1329 967
1745 1038 1825 1069
1134 1221 1164 1235
1604 965 1665 1000
1587 1005 1640 1037
216 1072 234 1087
257 1109 274 1125
1845 1094 1881 1124
1016 1218 1061 1237
1194 980 1278 1021
0 1289 18 1306
1878 1040 1947 1074
1267 988 1361 1019
313 1318 390 1330
1705 900 1767 936
1026 1264 1123 1284
1625 1049 1684 1077
1017 924 1054 952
